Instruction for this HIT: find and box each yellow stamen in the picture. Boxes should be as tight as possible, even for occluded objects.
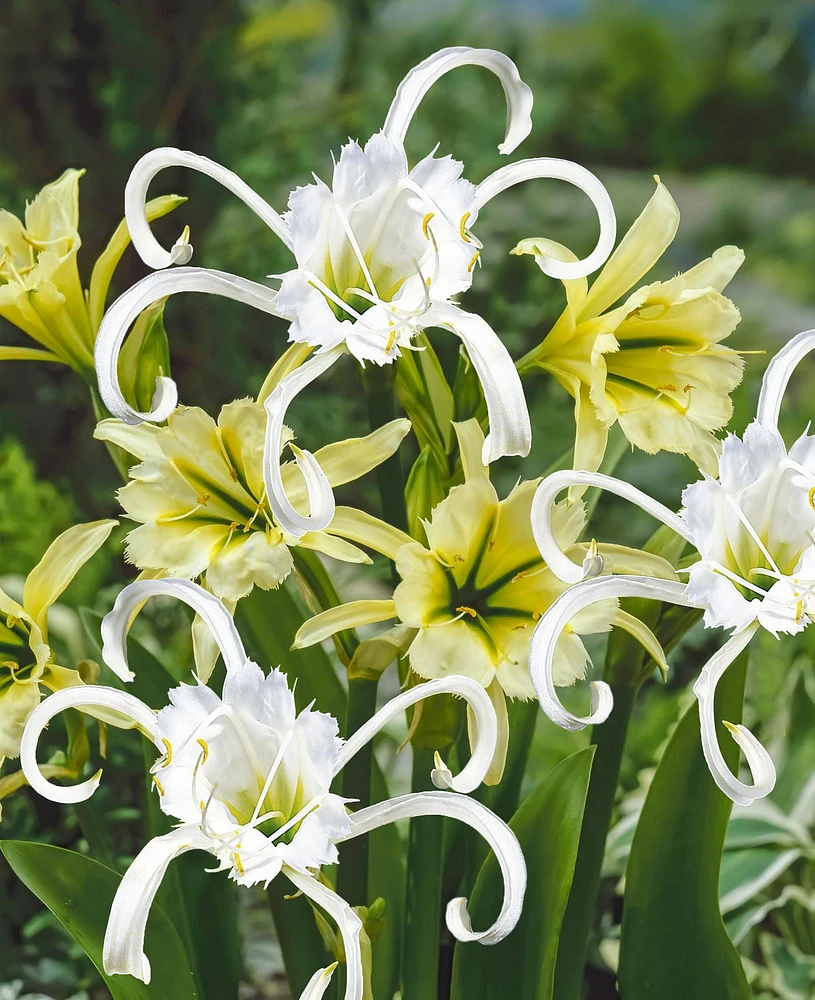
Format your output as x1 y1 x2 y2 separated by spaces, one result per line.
459 212 472 242
196 493 211 506
197 738 210 763
796 600 804 625
422 212 435 239
152 775 165 796
386 328 398 354
455 606 477 618
234 852 246 876
655 383 677 393
467 250 481 273
808 487 815 512
160 738 173 767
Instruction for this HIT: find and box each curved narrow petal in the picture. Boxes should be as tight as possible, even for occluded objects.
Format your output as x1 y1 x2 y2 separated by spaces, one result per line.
103 825 210 983
334 676 498 793
125 147 292 270
299 964 339 1000
692 623 775 806
102 578 248 682
263 346 346 536
530 575 699 732
452 418 489 482
531 470 694 585
285 869 364 1000
20 685 159 804
341 791 526 946
467 678 508 786
611 609 669 677
382 47 533 155
292 600 398 650
428 303 531 464
756 328 815 431
476 158 616 279
95 266 281 425
325 507 413 561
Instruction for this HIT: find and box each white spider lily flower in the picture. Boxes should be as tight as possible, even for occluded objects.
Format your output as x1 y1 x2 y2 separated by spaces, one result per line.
526 403 815 806
94 46 616 537
20 579 525 996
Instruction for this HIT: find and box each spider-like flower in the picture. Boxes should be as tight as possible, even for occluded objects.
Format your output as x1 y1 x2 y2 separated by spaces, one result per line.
93 46 616 537
515 178 744 481
527 328 815 806
20 579 525 998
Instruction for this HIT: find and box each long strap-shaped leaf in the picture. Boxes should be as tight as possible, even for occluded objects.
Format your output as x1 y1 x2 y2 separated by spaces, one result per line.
449 746 595 999
618 650 752 998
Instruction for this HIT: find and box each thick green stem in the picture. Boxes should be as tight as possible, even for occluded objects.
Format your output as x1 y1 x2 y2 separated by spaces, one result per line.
337 675 379 906
402 746 444 1000
554 681 637 1000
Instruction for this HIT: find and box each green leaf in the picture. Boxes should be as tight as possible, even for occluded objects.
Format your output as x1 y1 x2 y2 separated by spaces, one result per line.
1 841 199 999
449 746 595 1000
618 650 751 999
236 581 346 718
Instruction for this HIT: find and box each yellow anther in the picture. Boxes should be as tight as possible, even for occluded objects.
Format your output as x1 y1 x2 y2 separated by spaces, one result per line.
422 212 435 239
386 328 398 354
455 606 477 618
467 250 481 273
459 212 472 242
160 738 173 767
152 775 165 796
511 623 528 632
197 738 210 763
234 852 246 876
199 801 206 812
426 276 432 287
228 466 238 482
656 383 677 393
796 600 804 624
196 492 211 506
808 487 815 511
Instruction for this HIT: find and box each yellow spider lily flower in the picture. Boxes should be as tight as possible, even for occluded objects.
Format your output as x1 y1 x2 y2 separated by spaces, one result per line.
516 177 745 478
293 419 673 727
0 519 116 760
0 169 183 374
94 399 412 605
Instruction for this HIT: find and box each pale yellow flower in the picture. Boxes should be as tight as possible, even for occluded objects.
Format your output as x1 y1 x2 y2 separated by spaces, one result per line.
293 420 672 703
0 169 182 374
95 399 412 604
515 178 745 478
0 519 116 760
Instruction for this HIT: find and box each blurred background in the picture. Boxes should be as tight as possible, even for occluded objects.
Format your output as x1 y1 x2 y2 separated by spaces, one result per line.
3 0 815 997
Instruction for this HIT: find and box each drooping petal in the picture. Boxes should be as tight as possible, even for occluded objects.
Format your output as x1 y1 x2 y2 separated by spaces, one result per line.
192 594 238 683
382 47 533 156
692 623 776 806
262 346 345 536
20 685 159 804
333 676 498 794
95 267 281 425
0 345 63 363
298 964 339 1000
531 470 693 584
103 825 210 983
530 575 699 732
466 678 508 786
23 520 117 634
611 608 669 677
101 578 248 682
756 328 815 431
580 177 679 319
124 147 292 270
324 507 413 561
476 158 616 279
292 600 398 649
427 303 531 464
285 869 364 1000
341 791 526 946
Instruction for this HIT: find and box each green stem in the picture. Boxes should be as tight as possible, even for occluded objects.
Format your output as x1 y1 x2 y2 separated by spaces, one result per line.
267 878 328 997
402 746 444 1000
364 365 408 543
293 548 359 665
553 681 637 1000
337 675 379 906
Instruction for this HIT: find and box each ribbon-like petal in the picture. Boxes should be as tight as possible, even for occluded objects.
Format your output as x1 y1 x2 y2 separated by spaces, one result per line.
756 327 815 432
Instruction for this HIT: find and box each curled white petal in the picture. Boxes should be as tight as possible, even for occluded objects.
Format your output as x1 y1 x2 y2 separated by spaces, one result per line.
95 266 281 425
531 470 694 585
530 575 699 731
382 46 533 155
299 964 338 1000
333 676 498 794
20 685 159 804
286 869 364 1000
125 147 292 269
102 578 248 682
103 825 210 983
476 158 616 279
756 328 815 431
263 346 344 536
693 624 776 806
428 303 531 464
341 792 525 946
